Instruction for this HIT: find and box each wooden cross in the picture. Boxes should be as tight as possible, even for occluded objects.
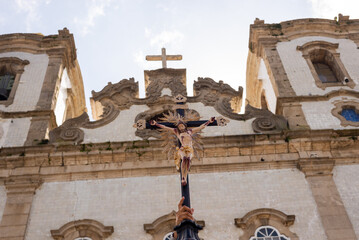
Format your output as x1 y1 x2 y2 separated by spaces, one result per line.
146 48 182 68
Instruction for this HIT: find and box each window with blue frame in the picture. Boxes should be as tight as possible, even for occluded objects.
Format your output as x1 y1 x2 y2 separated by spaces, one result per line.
250 226 289 240
340 107 359 122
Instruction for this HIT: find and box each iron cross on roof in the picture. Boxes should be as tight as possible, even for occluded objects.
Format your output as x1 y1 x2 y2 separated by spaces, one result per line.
146 48 182 68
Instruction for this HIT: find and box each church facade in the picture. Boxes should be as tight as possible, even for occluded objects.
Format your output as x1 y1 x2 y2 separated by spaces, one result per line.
0 14 359 240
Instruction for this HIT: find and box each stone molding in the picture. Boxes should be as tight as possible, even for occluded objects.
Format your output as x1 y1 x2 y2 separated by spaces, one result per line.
297 158 335 177
2 128 359 185
49 104 120 144
50 219 114 240
0 57 30 106
235 208 298 240
331 100 359 127
144 211 205 240
249 15 359 57
0 28 77 69
297 40 355 89
4 175 42 194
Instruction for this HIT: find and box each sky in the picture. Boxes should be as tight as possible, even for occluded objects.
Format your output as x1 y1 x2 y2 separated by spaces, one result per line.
1 0 359 117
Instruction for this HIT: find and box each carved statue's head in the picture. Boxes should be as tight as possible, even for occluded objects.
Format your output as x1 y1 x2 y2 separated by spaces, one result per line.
177 121 187 133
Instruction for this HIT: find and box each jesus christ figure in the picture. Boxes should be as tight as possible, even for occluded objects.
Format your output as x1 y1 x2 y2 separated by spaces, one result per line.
150 117 215 186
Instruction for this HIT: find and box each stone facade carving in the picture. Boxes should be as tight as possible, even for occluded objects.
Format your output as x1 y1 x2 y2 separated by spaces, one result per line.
50 219 114 240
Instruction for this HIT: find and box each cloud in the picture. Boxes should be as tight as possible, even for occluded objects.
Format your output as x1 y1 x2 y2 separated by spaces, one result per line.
73 0 113 36
147 30 185 49
15 0 49 31
308 0 359 19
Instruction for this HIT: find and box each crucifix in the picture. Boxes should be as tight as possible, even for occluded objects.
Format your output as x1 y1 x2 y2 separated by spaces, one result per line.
146 48 182 68
135 94 229 240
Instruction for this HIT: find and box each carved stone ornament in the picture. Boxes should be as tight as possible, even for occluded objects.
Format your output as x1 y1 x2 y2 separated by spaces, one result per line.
216 116 230 126
50 219 114 240
133 77 287 139
49 102 120 144
174 94 187 103
134 119 146 130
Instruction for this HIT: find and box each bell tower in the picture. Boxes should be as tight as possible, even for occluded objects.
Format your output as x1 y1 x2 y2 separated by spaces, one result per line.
0 28 86 147
246 14 359 130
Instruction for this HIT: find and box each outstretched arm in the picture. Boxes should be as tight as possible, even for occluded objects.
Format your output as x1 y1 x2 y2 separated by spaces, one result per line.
150 120 175 133
192 117 215 133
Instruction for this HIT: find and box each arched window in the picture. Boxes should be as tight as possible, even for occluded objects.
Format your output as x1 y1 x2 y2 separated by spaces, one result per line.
51 219 113 240
297 41 355 89
309 49 339 83
250 226 289 240
235 208 298 240
0 57 29 105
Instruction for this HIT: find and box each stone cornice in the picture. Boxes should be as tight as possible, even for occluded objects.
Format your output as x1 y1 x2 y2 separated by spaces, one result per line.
249 15 359 56
0 28 77 69
1 129 359 184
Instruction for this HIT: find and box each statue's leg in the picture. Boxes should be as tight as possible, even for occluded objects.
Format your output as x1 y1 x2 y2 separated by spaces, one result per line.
181 157 189 186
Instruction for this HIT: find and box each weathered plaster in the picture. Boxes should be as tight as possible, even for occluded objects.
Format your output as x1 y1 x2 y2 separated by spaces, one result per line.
334 165 359 239
0 186 6 223
0 52 49 112
277 36 359 96
25 169 326 240
301 96 359 130
0 117 31 147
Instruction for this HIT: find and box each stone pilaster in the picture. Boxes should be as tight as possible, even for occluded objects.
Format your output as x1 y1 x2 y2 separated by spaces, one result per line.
298 158 357 240
0 176 42 240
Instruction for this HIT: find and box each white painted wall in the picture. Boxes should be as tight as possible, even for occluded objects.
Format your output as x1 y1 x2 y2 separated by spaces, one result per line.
277 36 359 96
0 117 31 147
301 96 359 130
82 105 150 143
333 165 359 239
25 169 325 240
81 102 256 144
188 102 255 136
258 59 277 113
0 186 6 223
0 52 49 112
54 68 72 126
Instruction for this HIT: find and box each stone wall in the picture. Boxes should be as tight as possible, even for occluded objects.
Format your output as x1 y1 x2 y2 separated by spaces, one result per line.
334 165 359 239
0 186 6 223
0 52 49 112
25 169 326 240
277 36 359 96
301 96 359 130
0 117 31 147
